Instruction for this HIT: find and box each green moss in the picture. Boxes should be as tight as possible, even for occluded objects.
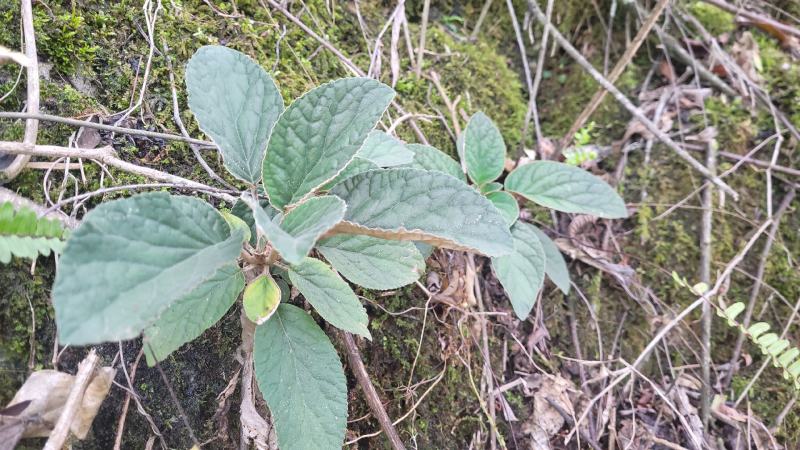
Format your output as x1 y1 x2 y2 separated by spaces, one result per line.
688 2 735 36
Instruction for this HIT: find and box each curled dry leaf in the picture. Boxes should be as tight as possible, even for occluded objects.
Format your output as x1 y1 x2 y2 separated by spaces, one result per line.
524 375 574 450
8 366 115 439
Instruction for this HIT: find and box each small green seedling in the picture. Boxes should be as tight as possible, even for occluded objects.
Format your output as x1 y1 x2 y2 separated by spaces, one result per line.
49 46 628 449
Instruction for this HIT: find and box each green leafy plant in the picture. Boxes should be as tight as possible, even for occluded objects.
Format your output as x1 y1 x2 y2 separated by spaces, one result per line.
564 120 599 166
410 111 627 317
0 202 67 264
50 45 628 449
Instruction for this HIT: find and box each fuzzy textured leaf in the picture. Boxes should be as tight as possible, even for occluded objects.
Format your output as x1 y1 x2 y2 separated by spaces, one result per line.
244 195 345 265
530 226 571 294
318 234 425 290
243 274 282 325
52 193 244 345
330 168 513 257
464 112 506 185
405 144 465 182
321 157 379 190
491 222 546 318
144 264 245 365
186 46 284 183
254 304 347 450
262 78 394 208
486 191 519 226
288 257 370 338
357 131 414 167
505 161 628 218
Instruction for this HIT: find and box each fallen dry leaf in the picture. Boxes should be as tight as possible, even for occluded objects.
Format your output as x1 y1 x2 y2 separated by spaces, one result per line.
8 366 115 439
524 375 574 450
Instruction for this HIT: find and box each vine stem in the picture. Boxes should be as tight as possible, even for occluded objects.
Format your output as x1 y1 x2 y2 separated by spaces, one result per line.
340 331 406 450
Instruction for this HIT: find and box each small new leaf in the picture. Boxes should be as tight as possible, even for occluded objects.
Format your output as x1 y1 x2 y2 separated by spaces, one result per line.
505 161 628 218
486 191 519 226
243 274 282 325
464 112 506 185
0 201 67 264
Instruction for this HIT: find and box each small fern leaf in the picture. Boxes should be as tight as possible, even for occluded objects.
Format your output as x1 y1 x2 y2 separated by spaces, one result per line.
721 302 745 324
778 348 800 369
768 340 791 365
0 201 67 264
787 360 800 379
757 333 779 350
748 322 771 339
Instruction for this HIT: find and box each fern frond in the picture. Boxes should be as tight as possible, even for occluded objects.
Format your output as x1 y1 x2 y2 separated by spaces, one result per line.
0 201 67 264
717 300 800 391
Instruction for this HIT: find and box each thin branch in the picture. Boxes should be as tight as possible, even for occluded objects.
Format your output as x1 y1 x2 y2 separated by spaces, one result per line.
3 0 39 181
700 0 800 38
526 0 739 200
340 332 406 450
561 0 670 150
699 137 716 427
415 0 431 78
43 349 99 450
0 112 213 147
0 141 235 202
470 0 493 40
528 0 555 148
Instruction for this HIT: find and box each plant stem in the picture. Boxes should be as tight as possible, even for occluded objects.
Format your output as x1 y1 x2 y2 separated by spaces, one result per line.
340 332 407 450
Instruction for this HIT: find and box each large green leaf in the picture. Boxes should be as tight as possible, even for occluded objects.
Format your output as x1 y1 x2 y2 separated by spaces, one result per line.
288 257 370 338
464 112 505 185
186 45 284 183
263 78 395 208
320 157 379 191
330 168 513 257
52 193 244 345
318 234 425 290
244 195 345 265
254 304 347 450
406 143 465 182
486 191 519 226
144 264 245 365
491 222 546 318
530 226 571 294
505 161 628 218
357 131 414 167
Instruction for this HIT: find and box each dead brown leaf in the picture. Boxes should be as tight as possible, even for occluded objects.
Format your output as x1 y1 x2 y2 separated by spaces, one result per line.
8 366 115 440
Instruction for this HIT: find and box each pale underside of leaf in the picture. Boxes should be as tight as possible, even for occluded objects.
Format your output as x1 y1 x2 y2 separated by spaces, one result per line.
491 221 546 319
52 192 244 345
318 234 425 290
329 168 513 257
262 77 395 209
186 45 284 183
530 225 571 295
288 257 370 338
144 264 245 365
254 304 347 450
